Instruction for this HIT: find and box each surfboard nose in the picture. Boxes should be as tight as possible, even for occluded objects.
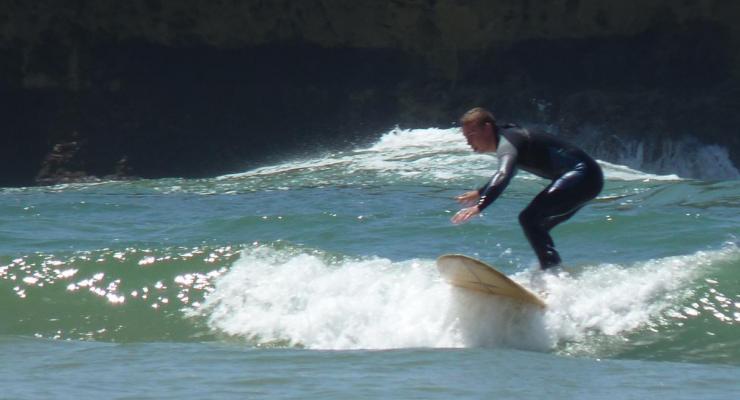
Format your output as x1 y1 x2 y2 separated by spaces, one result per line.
437 254 546 308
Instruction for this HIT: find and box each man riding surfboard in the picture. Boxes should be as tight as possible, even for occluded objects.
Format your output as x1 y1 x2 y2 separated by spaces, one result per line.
452 107 603 270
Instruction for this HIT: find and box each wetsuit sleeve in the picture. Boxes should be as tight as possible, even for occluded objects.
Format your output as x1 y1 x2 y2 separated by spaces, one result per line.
477 138 518 211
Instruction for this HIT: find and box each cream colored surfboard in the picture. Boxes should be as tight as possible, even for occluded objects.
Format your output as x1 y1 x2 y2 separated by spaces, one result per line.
437 254 546 308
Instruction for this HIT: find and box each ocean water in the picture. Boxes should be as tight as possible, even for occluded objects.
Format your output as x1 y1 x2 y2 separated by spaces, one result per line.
1 127 738 399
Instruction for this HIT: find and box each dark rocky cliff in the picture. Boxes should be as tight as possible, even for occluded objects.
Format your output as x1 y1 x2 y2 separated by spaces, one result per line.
2 0 739 185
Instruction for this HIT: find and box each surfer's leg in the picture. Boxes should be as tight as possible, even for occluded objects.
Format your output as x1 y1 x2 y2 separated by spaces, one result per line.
519 200 563 269
519 163 603 269
542 206 582 231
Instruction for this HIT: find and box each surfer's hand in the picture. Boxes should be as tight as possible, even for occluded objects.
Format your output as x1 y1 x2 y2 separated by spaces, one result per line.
451 206 481 224
455 191 480 207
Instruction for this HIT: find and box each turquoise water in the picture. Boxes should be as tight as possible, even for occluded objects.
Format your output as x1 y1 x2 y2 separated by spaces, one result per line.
1 128 739 398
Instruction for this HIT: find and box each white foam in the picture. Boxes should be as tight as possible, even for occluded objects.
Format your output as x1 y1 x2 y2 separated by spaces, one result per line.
365 126 465 152
597 160 682 182
215 127 499 187
537 254 713 339
191 245 738 352
192 248 460 349
191 246 550 350
529 245 739 356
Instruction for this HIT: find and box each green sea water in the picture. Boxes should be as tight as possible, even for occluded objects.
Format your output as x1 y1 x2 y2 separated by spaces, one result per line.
1 128 738 398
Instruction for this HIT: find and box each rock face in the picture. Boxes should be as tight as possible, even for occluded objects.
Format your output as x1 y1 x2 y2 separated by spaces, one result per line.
1 0 739 185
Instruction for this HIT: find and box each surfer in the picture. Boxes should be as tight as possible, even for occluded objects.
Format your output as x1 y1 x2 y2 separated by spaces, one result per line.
452 107 603 269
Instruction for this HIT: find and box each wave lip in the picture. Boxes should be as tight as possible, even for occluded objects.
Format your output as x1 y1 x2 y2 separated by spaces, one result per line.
211 127 691 191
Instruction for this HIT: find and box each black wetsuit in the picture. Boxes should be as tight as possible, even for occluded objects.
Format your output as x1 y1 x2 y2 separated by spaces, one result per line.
476 123 603 269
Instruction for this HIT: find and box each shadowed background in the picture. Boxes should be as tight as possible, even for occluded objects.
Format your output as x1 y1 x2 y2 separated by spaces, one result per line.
2 0 739 186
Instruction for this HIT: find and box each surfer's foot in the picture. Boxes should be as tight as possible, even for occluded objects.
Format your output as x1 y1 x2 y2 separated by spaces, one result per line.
538 250 562 270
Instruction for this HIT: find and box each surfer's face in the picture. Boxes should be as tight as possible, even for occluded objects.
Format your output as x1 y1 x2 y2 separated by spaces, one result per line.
462 122 496 153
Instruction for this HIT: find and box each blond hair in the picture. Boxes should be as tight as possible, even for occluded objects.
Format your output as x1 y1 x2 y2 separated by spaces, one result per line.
460 107 496 127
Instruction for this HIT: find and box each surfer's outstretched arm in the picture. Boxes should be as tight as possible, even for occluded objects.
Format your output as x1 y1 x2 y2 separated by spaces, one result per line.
476 153 516 211
451 153 517 224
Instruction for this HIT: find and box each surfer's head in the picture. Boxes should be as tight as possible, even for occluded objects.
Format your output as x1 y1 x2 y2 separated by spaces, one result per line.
460 107 498 153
